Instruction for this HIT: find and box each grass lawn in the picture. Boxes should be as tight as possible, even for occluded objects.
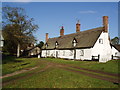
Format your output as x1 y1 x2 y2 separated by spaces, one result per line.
3 67 118 88
2 57 119 88
44 58 119 74
2 55 42 75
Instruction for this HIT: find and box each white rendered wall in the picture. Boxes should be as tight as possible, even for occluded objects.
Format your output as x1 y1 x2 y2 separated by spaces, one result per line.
41 50 46 57
76 49 92 60
41 49 74 59
91 32 112 62
58 50 74 59
112 46 120 59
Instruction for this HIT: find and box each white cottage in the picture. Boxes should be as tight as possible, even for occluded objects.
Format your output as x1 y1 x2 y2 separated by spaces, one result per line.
42 16 113 62
111 44 120 59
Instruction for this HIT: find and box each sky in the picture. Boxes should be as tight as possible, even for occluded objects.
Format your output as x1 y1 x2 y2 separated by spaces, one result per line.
2 2 118 43
2 0 120 2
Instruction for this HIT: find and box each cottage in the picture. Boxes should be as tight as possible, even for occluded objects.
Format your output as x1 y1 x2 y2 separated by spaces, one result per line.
42 16 114 62
27 47 40 57
21 44 40 57
111 44 120 59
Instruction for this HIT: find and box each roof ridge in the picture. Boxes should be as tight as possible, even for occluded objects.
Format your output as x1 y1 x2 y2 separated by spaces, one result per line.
49 26 103 39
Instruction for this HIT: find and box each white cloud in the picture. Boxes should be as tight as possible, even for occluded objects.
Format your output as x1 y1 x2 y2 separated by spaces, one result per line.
78 10 97 14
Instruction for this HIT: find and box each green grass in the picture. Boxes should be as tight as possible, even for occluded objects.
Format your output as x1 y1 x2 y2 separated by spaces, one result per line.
64 66 118 79
2 57 119 88
3 67 118 88
2 56 40 75
44 58 119 74
2 62 47 83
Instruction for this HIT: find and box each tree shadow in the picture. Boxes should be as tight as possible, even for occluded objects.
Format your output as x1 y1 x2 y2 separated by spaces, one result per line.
2 54 23 64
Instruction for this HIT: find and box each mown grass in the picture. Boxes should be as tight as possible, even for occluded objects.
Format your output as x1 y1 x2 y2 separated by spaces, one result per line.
2 57 119 88
2 56 40 75
3 67 118 88
2 62 47 83
44 58 119 74
64 66 118 79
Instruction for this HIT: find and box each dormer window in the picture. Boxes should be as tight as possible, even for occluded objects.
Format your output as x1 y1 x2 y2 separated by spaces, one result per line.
99 39 103 44
55 41 59 48
72 38 77 47
45 43 48 48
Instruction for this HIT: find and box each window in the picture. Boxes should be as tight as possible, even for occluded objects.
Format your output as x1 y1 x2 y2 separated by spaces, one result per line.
80 50 84 56
99 39 103 44
46 43 48 48
69 50 73 56
47 51 50 56
72 38 77 47
55 41 59 48
63 51 65 56
115 52 117 56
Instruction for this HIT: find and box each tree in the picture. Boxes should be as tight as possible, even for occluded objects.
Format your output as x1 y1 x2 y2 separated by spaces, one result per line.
2 6 38 57
111 37 119 45
36 41 44 49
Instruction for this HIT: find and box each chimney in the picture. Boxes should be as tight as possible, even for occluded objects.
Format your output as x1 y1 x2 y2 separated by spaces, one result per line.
103 16 108 32
76 20 80 33
60 26 64 36
46 33 48 42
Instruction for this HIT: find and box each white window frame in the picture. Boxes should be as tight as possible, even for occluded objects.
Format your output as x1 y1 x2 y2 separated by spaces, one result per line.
80 50 84 56
55 41 58 48
46 43 48 48
99 39 103 44
47 50 50 56
73 39 77 47
63 51 65 56
69 50 73 56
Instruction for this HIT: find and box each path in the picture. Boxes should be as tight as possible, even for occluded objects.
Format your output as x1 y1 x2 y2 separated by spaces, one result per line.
2 62 53 86
1 66 38 79
2 59 119 86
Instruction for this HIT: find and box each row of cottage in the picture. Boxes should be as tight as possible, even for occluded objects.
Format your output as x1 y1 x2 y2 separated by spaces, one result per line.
41 16 120 62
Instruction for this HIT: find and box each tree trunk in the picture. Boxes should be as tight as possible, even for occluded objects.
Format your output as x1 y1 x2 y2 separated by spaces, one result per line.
17 43 20 57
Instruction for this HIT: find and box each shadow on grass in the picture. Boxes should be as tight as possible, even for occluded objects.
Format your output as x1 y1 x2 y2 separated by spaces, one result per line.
2 54 23 64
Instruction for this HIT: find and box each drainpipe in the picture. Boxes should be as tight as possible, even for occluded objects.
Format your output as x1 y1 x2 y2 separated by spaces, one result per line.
45 46 47 58
74 48 76 60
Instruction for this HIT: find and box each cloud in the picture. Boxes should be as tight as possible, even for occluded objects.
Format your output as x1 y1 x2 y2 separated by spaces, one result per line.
78 10 97 14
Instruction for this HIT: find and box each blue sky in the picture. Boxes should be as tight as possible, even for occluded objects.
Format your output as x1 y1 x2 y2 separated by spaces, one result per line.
2 2 118 43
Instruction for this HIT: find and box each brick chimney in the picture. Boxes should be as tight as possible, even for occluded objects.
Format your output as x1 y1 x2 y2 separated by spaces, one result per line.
46 33 48 42
76 20 80 33
103 16 108 32
60 26 64 36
